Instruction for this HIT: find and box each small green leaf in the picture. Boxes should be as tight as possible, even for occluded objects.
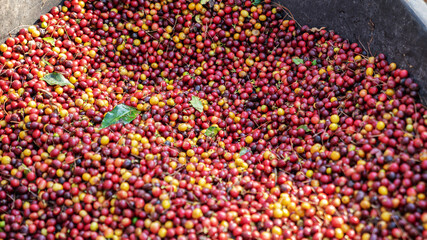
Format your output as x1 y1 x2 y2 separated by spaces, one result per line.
239 147 250 156
42 37 55 46
190 96 203 113
252 0 261 5
42 72 71 86
312 60 317 66
205 126 220 138
292 57 304 65
297 125 311 132
100 104 141 129
200 0 209 5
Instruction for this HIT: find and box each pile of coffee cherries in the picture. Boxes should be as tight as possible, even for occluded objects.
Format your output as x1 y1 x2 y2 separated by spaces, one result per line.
0 0 426 239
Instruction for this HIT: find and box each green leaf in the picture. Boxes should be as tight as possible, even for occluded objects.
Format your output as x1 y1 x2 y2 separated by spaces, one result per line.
239 147 250 156
42 72 72 86
200 0 209 5
297 125 311 132
42 37 55 46
205 126 220 138
190 96 203 113
292 57 304 65
100 104 141 129
252 0 261 5
312 60 317 66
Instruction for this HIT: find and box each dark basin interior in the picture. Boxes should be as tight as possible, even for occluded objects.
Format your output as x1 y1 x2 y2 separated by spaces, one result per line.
1 0 426 104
